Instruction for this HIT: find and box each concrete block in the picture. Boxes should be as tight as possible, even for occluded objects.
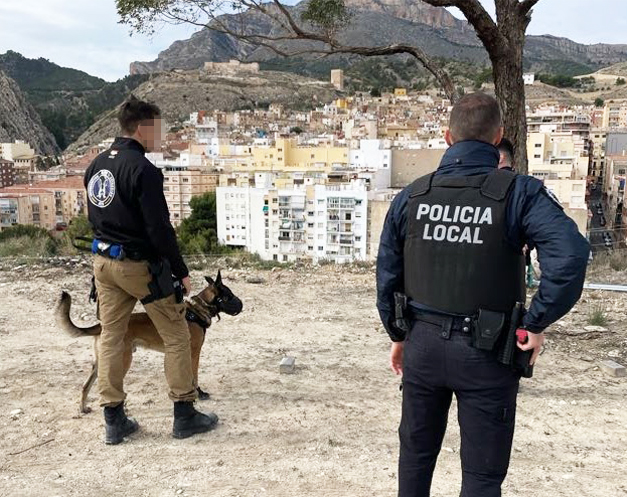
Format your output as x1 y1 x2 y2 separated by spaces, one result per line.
599 360 626 378
280 356 296 374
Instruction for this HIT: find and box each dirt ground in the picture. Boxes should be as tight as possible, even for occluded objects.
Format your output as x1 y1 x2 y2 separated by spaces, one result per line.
0 259 626 497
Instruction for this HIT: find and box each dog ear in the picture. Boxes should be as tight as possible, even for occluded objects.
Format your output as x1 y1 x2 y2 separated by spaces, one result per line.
216 270 222 285
204 276 215 286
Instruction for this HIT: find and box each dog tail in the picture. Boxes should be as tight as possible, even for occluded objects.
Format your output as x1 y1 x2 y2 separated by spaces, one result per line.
55 291 101 337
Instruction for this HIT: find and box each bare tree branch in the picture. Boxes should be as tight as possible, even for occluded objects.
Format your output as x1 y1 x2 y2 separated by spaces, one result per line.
421 0 507 54
518 0 541 14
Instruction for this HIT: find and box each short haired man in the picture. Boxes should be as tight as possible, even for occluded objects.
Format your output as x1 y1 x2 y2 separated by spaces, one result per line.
84 96 218 444
497 137 515 171
377 93 589 496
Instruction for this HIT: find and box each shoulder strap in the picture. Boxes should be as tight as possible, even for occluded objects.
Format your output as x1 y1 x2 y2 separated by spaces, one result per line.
481 169 517 201
409 173 436 198
432 175 487 188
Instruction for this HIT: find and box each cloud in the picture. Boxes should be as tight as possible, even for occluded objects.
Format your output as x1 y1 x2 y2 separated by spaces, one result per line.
0 0 199 81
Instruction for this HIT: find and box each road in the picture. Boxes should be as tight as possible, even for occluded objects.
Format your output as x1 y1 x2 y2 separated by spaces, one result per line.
588 186 612 253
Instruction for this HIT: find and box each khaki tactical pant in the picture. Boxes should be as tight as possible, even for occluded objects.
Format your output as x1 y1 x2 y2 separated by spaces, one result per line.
93 255 197 407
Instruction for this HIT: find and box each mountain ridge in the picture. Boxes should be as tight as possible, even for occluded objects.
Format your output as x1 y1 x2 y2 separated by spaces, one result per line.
129 0 627 76
0 69 59 156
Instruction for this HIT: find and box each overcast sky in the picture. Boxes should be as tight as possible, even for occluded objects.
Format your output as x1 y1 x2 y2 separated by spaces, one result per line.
0 0 626 82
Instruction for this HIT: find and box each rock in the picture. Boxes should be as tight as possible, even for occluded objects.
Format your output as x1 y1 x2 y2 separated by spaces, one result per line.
583 325 608 332
280 356 296 374
246 276 266 285
10 408 23 420
608 349 620 358
599 360 626 377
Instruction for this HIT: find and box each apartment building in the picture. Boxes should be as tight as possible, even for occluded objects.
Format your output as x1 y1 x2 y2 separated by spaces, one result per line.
590 130 608 180
527 109 592 146
162 167 219 226
0 176 86 229
249 138 349 172
0 192 56 230
600 100 627 129
0 141 35 162
0 159 15 188
216 183 368 263
527 132 589 180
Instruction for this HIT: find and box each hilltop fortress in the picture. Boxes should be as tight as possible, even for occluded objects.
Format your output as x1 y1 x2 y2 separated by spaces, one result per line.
203 59 259 74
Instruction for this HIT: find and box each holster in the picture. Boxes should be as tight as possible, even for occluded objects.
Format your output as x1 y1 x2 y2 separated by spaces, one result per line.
496 302 534 378
471 309 505 351
393 293 411 334
140 259 176 305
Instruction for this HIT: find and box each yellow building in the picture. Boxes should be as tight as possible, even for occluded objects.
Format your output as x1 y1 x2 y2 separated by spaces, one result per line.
249 138 348 172
394 88 408 97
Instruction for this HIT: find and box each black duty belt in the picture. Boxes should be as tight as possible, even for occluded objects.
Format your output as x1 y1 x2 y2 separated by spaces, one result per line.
411 310 474 336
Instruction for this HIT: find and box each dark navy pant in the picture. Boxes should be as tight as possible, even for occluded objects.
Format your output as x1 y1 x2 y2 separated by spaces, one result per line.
398 316 520 497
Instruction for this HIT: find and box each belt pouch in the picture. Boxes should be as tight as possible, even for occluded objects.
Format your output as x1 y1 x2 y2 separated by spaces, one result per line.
472 309 506 351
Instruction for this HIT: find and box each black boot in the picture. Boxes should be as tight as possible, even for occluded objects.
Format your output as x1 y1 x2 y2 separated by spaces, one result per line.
104 403 139 445
172 401 218 439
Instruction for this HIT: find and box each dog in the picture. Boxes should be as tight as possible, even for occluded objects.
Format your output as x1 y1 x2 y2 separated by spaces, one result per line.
56 271 242 414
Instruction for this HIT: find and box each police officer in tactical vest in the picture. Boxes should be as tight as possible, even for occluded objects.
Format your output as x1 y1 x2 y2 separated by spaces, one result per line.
376 93 589 496
84 96 218 444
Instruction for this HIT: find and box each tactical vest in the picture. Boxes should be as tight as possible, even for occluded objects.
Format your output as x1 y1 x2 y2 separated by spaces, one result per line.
404 170 525 316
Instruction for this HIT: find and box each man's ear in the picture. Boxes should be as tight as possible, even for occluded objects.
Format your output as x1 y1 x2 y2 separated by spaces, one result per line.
444 129 454 147
493 126 504 146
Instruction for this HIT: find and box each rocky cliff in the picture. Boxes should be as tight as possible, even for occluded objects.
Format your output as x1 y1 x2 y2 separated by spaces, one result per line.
0 70 59 156
129 0 627 76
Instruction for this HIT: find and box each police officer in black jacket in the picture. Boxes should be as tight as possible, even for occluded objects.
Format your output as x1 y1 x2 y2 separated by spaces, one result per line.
376 93 589 496
85 96 217 444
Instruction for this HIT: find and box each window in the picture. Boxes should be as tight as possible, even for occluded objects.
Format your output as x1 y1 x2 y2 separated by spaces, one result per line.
308 246 314 251
310 154 315 159
283 255 288 262
318 246 324 251
534 143 542 148
534 154 541 159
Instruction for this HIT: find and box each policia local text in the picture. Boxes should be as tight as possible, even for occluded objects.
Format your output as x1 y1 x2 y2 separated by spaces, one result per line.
416 203 493 244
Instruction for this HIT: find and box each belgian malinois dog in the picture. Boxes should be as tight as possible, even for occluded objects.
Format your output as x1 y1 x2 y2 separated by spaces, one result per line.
56 272 242 414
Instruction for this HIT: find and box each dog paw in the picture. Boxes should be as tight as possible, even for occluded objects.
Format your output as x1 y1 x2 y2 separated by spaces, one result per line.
197 387 210 401
81 406 92 415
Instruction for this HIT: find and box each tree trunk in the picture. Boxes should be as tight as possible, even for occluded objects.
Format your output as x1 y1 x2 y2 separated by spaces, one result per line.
490 4 530 175
493 55 528 175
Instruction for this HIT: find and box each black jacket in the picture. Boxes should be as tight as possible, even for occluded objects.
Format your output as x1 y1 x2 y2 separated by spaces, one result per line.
376 141 590 341
84 137 188 279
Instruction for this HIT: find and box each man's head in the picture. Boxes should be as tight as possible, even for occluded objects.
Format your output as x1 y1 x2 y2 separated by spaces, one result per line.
117 95 164 152
497 138 515 169
445 92 503 146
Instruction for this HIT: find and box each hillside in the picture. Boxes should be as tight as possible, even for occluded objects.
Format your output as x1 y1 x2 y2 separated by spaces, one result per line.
0 259 626 496
0 70 59 156
0 52 149 149
67 69 341 154
129 0 627 77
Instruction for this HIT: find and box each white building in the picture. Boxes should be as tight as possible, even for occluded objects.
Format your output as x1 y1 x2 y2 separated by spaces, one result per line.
0 141 35 162
216 184 368 263
523 73 536 85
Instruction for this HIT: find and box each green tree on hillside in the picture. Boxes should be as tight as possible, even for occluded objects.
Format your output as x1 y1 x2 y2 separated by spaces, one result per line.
617 77 626 86
595 98 605 107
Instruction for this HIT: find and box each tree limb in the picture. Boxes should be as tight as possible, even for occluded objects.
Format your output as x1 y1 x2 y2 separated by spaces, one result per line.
518 0 541 14
421 0 507 54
